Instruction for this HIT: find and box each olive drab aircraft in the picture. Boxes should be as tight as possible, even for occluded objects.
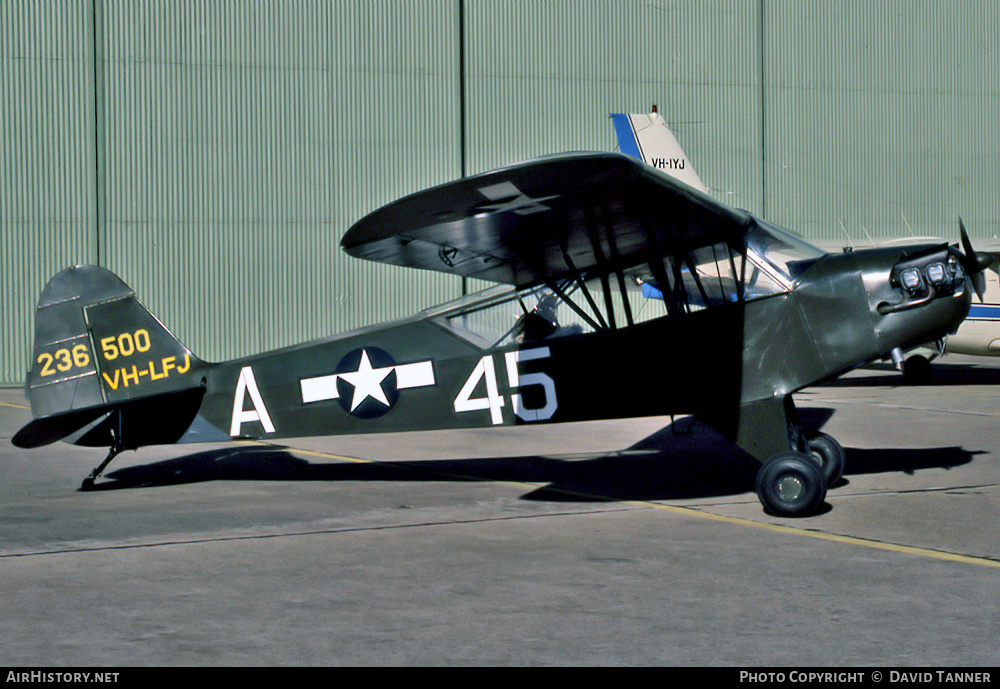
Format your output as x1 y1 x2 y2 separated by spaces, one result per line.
613 107 1000 382
12 138 993 517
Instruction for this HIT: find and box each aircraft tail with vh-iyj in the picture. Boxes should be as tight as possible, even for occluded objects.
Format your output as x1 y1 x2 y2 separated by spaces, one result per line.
610 108 708 193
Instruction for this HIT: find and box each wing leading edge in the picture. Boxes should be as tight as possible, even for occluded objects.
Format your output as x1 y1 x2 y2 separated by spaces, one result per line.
342 152 752 288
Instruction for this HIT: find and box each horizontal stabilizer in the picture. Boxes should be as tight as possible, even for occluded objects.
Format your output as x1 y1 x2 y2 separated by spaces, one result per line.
12 407 110 449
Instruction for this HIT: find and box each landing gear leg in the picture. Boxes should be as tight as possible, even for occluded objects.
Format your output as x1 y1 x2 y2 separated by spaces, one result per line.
81 411 124 490
732 396 829 516
708 395 833 516
81 446 121 490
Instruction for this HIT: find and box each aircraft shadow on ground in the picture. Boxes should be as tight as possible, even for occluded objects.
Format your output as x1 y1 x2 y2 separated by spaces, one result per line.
92 406 980 503
825 361 1000 388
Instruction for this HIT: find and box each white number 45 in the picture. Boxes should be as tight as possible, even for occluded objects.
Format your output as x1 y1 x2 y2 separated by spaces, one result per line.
453 346 557 425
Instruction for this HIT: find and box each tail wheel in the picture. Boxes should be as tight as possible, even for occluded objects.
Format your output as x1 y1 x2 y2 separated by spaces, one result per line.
756 452 827 517
806 432 845 486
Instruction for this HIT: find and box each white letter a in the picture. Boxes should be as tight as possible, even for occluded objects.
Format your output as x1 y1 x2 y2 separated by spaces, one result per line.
230 366 276 436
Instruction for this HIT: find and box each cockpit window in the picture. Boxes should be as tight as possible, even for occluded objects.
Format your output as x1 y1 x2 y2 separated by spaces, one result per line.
427 284 588 349
425 219 822 350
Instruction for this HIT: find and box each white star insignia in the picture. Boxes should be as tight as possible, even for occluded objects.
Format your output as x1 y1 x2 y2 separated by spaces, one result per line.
299 352 436 412
338 350 394 411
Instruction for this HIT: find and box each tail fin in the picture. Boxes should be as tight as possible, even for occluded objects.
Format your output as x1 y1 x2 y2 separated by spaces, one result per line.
12 266 206 449
610 110 708 193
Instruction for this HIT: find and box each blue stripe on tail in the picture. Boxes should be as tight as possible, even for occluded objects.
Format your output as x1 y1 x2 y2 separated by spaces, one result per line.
610 114 643 161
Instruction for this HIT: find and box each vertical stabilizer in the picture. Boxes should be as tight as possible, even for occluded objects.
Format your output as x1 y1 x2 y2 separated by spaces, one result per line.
610 110 708 193
12 265 206 449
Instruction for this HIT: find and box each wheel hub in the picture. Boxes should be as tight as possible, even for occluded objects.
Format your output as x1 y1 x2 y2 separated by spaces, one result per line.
776 474 804 501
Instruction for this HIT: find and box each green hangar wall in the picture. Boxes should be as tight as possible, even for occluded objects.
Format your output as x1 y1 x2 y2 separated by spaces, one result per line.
3 1 999 385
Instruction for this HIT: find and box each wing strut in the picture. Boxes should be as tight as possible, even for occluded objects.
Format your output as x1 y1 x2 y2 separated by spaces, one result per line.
521 258 604 333
599 271 616 330
642 221 678 317
727 241 746 302
682 253 713 309
607 236 635 328
561 252 609 330
582 199 619 330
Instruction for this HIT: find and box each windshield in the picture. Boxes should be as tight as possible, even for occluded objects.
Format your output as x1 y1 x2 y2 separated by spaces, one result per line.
745 218 826 281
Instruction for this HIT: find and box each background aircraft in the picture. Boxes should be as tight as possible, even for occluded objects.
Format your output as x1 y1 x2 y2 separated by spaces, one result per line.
611 108 1000 382
12 147 990 517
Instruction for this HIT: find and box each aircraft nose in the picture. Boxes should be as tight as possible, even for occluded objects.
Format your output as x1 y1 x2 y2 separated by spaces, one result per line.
876 245 967 315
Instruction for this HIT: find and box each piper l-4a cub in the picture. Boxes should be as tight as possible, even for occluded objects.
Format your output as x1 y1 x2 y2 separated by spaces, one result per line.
13 152 990 516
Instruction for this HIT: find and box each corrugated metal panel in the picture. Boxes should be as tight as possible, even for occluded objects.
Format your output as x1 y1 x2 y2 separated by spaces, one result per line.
0 0 98 384
763 0 1000 242
99 0 462 361
464 0 764 215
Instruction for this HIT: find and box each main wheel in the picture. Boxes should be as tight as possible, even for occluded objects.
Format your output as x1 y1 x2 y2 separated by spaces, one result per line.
756 452 827 517
806 432 845 486
902 354 932 384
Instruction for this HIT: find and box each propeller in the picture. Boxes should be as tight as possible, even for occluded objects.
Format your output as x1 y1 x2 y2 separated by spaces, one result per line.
958 217 993 301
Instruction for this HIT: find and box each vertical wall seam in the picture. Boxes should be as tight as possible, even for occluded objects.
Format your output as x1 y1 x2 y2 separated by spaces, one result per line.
91 0 106 265
458 0 466 180
458 0 468 296
758 0 766 219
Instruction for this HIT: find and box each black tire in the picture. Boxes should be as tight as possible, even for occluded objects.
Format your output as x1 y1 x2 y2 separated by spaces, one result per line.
902 354 932 384
756 452 827 517
807 432 845 486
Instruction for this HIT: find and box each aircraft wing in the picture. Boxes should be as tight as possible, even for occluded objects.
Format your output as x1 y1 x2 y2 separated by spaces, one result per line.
342 152 752 288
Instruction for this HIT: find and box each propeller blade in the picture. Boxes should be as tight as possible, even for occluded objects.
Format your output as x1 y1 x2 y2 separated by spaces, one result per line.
972 272 986 300
960 217 974 257
958 217 992 300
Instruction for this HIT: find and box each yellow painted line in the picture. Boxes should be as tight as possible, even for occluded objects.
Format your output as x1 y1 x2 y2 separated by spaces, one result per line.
281 445 378 465
636 501 1000 570
0 401 29 410
274 442 1000 570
